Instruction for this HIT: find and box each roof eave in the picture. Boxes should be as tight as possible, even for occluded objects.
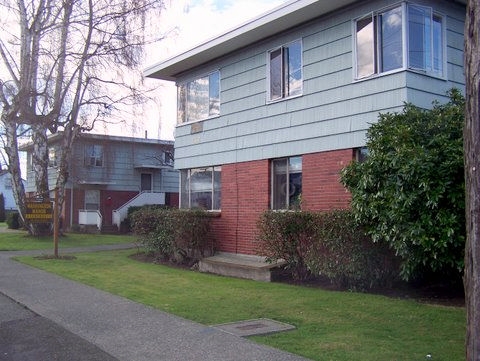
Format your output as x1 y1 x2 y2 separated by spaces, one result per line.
144 0 358 81
144 0 467 82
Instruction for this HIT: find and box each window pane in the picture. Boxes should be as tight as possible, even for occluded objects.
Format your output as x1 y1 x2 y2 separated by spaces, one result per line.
433 15 443 73
48 148 56 167
85 190 100 210
187 77 209 122
288 157 302 209
269 48 282 100
189 168 213 210
380 7 403 72
286 40 302 97
85 145 103 167
180 170 190 208
209 71 220 116
272 159 287 209
177 84 186 124
408 5 430 70
356 16 375 78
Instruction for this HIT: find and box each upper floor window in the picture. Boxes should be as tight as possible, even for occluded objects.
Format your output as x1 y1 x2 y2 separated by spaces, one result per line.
180 166 221 211
48 147 58 167
177 71 220 124
354 3 444 79
4 177 12 189
85 144 103 167
271 156 302 210
268 39 303 101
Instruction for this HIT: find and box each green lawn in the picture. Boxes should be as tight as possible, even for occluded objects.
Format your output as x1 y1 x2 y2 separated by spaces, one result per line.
17 249 466 361
0 223 135 251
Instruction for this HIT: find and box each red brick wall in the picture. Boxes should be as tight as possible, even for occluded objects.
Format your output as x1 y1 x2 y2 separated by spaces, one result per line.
211 160 270 254
302 149 353 211
100 190 137 224
166 192 179 207
211 149 354 255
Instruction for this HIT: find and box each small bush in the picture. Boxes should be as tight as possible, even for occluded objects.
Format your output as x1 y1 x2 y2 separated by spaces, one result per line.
0 194 5 222
6 211 21 229
256 209 399 289
305 210 399 290
173 208 212 263
130 207 174 260
256 211 315 280
130 207 213 266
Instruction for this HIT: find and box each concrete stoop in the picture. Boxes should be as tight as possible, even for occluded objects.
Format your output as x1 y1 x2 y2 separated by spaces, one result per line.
198 252 286 282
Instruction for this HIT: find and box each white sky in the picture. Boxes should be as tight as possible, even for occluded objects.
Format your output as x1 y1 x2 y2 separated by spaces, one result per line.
135 0 288 141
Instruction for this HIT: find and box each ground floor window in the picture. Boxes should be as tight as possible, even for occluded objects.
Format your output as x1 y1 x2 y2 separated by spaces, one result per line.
180 166 221 210
84 189 100 210
271 156 302 210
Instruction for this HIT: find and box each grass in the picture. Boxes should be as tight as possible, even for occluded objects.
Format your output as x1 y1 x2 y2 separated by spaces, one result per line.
0 223 134 251
16 249 466 361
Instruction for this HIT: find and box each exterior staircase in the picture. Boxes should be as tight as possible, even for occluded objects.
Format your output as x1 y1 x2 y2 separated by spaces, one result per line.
101 224 119 234
198 253 286 282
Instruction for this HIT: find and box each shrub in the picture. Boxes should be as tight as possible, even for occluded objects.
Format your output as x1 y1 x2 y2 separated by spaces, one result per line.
130 206 175 260
305 210 399 290
0 193 5 222
173 208 212 264
341 89 465 281
6 211 21 229
256 211 315 281
130 207 213 265
256 209 399 289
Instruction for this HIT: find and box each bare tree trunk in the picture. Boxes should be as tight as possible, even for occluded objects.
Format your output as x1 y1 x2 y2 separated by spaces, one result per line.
31 124 50 198
2 117 27 223
54 123 78 233
464 1 480 360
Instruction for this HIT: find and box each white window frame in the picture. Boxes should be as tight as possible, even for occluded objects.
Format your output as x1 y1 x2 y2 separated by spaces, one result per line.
85 144 103 167
180 166 221 211
353 2 446 80
271 156 302 210
177 70 220 125
48 147 58 168
267 39 303 102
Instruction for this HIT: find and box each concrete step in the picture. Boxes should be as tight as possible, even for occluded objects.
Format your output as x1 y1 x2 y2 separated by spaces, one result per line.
199 252 286 282
101 224 119 234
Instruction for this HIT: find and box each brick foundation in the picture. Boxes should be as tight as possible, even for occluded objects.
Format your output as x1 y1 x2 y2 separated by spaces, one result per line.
211 149 354 254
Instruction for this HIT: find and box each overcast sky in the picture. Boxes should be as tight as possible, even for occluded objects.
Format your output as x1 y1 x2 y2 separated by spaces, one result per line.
139 0 288 140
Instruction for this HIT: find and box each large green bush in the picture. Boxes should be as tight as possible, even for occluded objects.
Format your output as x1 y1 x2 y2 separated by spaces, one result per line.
341 89 465 281
131 207 213 266
256 209 399 289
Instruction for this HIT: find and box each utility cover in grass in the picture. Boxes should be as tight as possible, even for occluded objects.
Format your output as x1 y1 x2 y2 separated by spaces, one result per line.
213 318 295 337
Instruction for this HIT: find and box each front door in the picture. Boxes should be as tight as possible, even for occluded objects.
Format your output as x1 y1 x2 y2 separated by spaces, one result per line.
141 173 152 192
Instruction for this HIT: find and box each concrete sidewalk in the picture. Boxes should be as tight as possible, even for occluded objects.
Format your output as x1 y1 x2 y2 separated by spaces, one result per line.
0 245 311 361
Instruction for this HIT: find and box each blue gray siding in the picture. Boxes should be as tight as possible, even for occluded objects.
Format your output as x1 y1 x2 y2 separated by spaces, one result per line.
24 138 178 194
173 0 465 170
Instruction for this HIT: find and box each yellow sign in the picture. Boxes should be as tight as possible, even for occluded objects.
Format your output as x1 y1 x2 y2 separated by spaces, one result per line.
25 201 53 223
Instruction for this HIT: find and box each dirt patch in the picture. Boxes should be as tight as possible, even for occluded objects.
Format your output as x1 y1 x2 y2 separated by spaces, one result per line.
129 252 464 307
34 255 77 261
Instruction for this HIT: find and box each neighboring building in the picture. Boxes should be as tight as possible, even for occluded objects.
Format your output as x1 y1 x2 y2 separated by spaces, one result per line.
20 133 178 231
0 170 24 211
145 0 466 255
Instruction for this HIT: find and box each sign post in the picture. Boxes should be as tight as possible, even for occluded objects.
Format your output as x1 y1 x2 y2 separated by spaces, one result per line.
25 199 53 223
26 195 56 256
53 188 59 258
